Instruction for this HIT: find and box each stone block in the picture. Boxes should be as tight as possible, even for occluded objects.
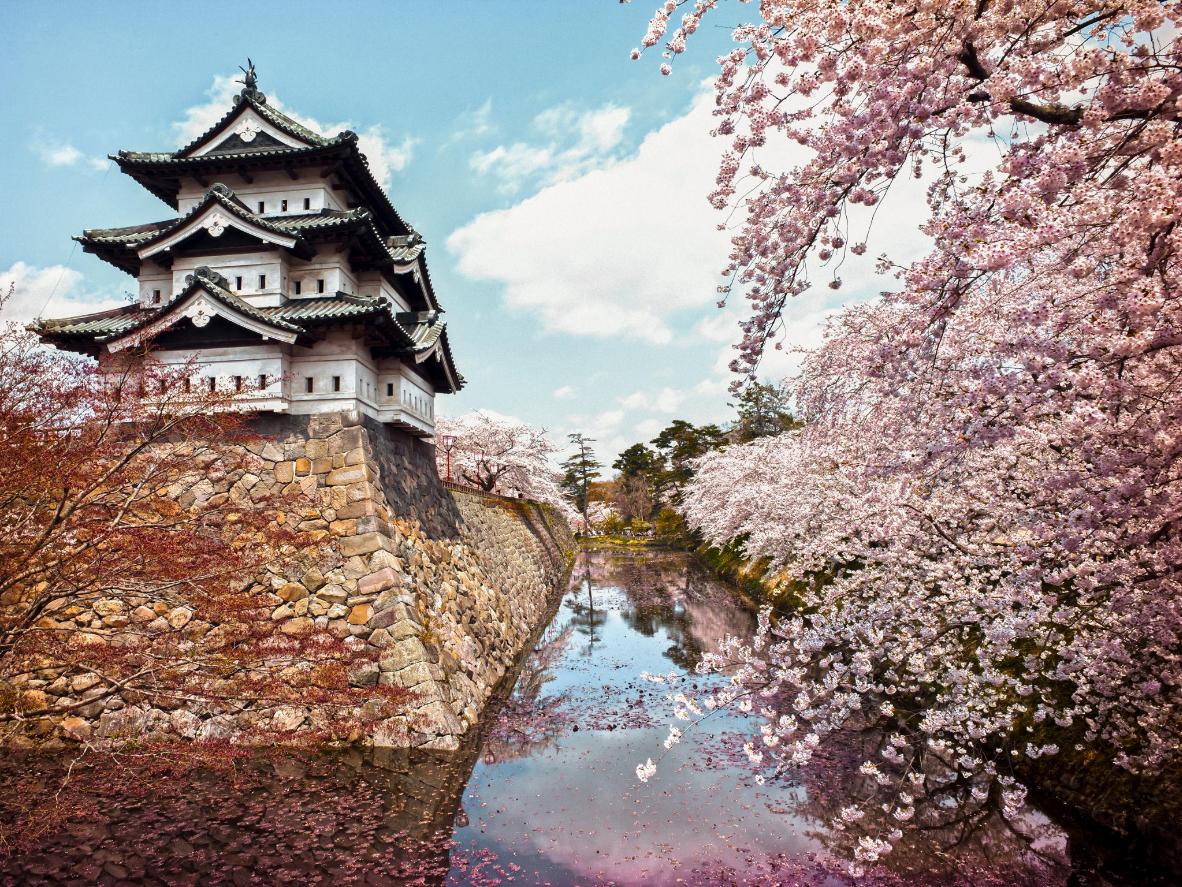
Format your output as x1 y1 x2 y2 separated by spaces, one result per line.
276 582 308 602
317 584 348 603
345 481 373 502
301 567 326 592
347 603 373 625
357 567 401 596
412 699 463 736
335 500 376 520
329 426 365 455
279 617 313 636
295 457 312 476
339 532 393 557
305 439 329 460
379 638 426 673
61 716 92 741
326 465 369 487
311 457 333 475
273 460 295 485
329 518 358 537
349 663 379 688
345 447 366 466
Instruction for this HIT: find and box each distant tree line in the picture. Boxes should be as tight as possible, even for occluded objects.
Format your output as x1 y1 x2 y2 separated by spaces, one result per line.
598 381 798 538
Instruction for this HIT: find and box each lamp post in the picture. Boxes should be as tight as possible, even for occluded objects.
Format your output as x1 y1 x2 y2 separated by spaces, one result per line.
440 434 457 482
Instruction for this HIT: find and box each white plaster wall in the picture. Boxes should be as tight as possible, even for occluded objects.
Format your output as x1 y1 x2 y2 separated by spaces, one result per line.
287 248 357 298
148 343 291 411
357 273 411 313
178 170 348 215
137 261 172 307
172 250 288 303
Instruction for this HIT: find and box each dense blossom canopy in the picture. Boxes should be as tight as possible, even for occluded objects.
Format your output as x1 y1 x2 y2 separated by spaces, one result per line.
435 411 574 522
635 0 1182 871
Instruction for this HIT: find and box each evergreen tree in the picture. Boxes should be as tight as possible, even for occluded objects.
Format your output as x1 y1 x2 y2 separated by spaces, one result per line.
613 442 663 479
730 381 800 442
651 420 727 501
560 432 602 526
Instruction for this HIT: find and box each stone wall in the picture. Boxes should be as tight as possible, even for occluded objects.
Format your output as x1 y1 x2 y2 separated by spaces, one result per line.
3 410 574 750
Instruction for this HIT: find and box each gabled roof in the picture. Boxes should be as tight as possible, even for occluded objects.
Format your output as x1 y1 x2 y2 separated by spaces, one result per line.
29 273 464 392
132 183 303 260
175 90 330 157
75 184 425 305
113 85 411 239
98 268 304 353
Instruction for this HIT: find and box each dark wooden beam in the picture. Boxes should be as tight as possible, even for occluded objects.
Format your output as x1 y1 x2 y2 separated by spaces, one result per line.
237 167 254 184
285 166 299 180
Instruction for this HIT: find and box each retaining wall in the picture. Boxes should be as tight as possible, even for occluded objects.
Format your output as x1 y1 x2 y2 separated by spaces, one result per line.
3 410 574 750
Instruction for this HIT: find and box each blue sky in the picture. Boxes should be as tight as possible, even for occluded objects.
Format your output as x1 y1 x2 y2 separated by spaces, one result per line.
0 1 900 464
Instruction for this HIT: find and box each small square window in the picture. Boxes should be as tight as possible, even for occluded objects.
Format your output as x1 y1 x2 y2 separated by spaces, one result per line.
386 382 394 397
332 375 341 392
233 375 243 392
304 377 314 393
183 377 192 394
294 280 302 295
258 274 267 289
207 377 216 393
258 374 267 389
151 289 162 304
303 197 311 210
316 279 325 294
280 199 288 212
257 201 265 213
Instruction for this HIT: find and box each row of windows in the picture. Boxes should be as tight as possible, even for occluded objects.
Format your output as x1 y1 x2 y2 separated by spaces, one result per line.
175 375 269 393
299 376 431 414
257 197 313 214
148 275 332 304
162 375 432 414
230 275 327 294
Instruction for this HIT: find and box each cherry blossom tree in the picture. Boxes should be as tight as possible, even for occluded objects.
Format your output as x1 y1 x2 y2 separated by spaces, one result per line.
632 0 1182 873
0 305 410 851
434 411 576 521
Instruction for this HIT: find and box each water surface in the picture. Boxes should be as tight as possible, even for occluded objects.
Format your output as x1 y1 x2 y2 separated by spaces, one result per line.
2 549 1165 885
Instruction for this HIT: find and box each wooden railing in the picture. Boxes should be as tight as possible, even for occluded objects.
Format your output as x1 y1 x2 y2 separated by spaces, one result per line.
440 478 533 505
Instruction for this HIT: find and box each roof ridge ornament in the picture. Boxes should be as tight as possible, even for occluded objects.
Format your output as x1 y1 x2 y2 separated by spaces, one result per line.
187 266 231 290
233 58 266 106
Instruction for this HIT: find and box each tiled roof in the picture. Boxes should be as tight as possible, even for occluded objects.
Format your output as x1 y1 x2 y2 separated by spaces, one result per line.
30 282 464 392
32 303 145 338
175 90 331 157
129 184 309 256
263 295 384 324
114 132 412 240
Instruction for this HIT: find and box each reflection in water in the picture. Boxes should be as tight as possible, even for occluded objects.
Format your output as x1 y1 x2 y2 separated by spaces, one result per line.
1 550 1160 885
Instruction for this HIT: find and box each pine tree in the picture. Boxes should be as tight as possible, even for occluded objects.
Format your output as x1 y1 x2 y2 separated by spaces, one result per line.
560 432 602 527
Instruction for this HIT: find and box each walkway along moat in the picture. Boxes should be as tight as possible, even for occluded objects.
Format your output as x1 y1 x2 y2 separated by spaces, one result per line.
2 549 1169 885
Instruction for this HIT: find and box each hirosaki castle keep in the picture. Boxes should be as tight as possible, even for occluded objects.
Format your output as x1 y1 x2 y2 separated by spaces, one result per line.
32 64 461 436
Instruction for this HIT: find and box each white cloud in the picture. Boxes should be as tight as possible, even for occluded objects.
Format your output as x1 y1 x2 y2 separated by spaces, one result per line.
172 74 417 190
619 386 685 413
470 143 553 184
448 87 730 343
553 385 576 399
468 102 631 193
1 262 126 323
35 140 108 172
449 98 496 144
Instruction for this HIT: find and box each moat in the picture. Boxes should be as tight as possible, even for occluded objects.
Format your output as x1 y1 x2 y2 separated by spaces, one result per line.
2 550 1170 885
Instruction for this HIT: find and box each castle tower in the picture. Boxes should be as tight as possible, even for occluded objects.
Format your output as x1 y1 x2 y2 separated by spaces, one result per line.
31 62 461 436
